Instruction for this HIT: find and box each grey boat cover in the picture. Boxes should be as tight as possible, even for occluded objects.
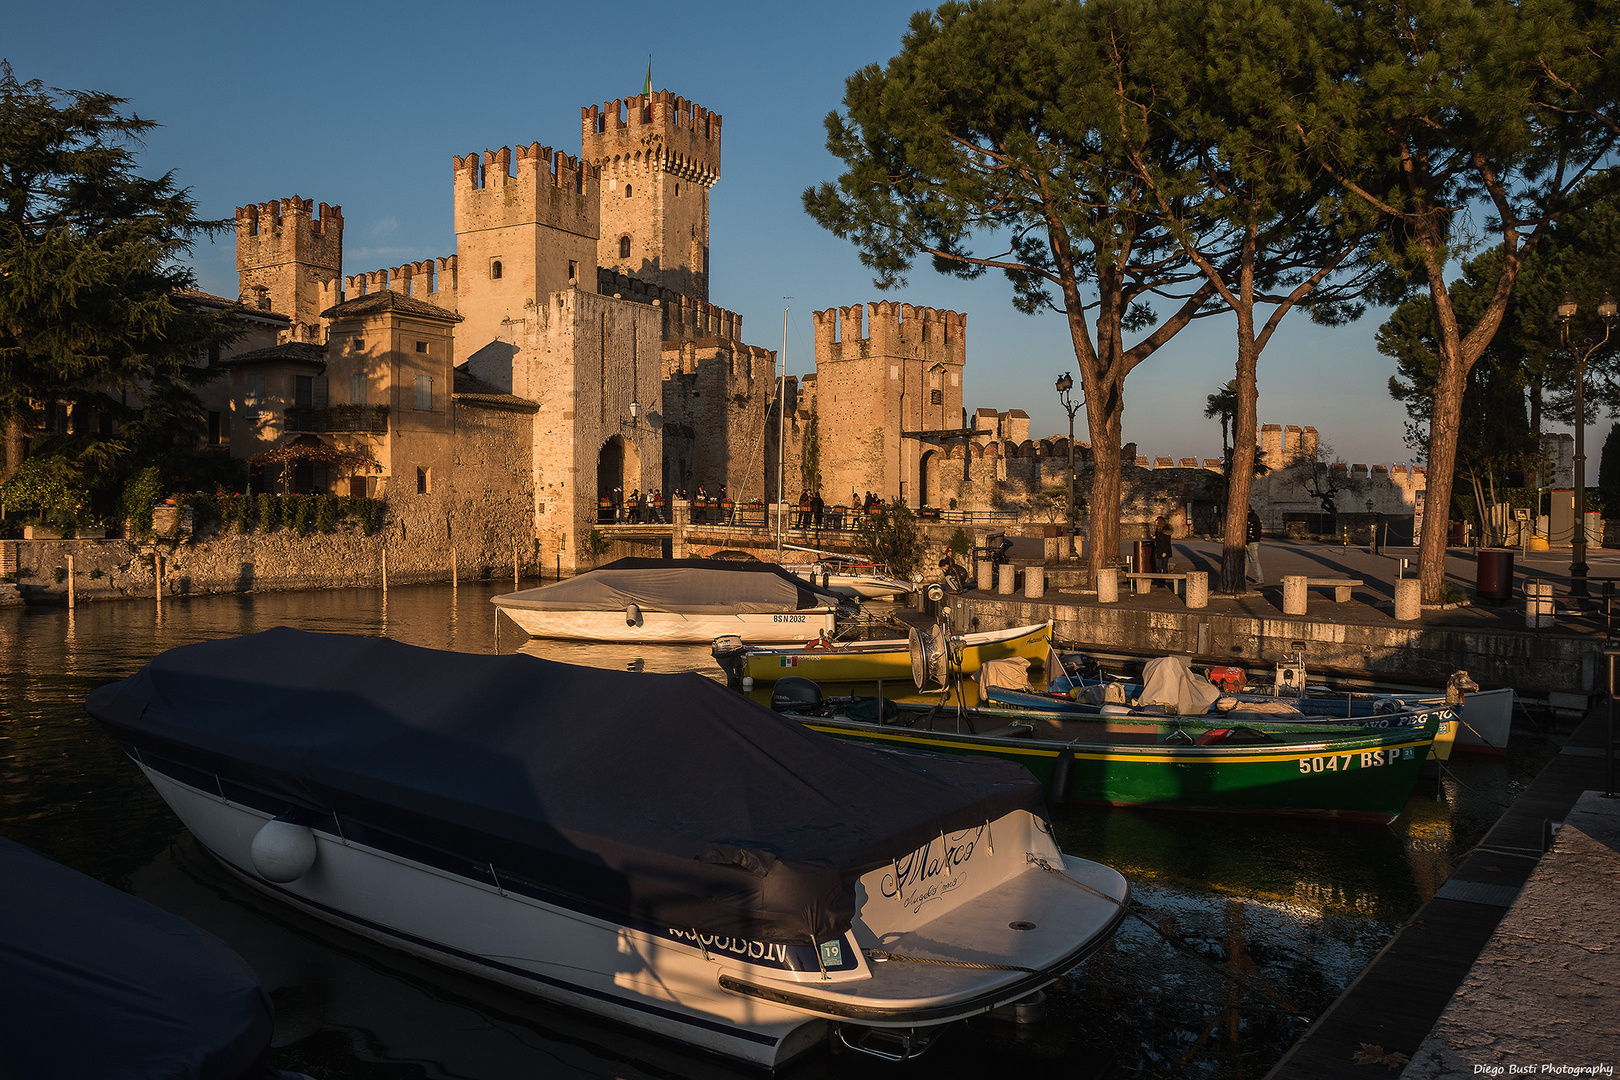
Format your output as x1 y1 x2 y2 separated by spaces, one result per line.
0 836 285 1080
86 628 1043 945
492 557 845 613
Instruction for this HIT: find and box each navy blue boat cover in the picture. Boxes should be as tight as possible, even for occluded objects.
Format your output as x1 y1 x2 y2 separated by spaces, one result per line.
87 628 1044 944
0 836 281 1080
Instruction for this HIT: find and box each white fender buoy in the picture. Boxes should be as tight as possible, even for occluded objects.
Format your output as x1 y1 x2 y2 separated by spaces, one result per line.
625 603 642 626
250 818 317 882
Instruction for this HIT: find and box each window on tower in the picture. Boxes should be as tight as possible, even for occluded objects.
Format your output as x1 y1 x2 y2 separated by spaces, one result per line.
490 260 502 280
619 236 631 259
625 184 633 198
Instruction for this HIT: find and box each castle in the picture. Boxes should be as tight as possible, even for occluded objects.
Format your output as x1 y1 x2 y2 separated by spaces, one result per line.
218 90 781 570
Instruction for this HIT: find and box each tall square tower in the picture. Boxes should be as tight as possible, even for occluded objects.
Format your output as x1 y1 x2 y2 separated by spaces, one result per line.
582 91 720 303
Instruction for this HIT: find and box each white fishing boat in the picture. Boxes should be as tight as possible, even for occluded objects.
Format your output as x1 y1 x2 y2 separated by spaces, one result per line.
87 630 1130 1068
491 558 847 644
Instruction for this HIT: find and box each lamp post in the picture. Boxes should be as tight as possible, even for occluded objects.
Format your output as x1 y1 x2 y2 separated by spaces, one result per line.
1055 373 1083 559
1556 291 1617 599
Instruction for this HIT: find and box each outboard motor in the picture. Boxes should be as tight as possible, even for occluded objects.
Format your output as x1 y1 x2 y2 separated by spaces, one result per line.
1446 670 1479 707
770 676 825 715
1273 654 1306 697
710 635 747 685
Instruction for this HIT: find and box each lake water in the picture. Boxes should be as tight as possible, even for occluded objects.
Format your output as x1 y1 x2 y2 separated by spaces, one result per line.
0 584 1567 1079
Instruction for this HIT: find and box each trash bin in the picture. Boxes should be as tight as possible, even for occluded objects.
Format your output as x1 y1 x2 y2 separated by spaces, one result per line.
1476 548 1515 604
1132 539 1155 574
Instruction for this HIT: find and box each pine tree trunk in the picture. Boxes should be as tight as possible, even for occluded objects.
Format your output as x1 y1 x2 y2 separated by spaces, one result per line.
3 413 23 483
1419 346 1468 603
1085 407 1124 584
1219 332 1260 593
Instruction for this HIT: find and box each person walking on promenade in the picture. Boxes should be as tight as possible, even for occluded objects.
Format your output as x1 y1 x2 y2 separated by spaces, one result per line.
1152 516 1173 581
1246 507 1265 587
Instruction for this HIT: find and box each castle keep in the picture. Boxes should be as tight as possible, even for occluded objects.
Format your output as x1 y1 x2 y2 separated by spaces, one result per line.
222 87 777 570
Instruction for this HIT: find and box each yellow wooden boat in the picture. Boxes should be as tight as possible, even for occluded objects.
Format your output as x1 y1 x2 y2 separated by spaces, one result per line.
717 622 1051 685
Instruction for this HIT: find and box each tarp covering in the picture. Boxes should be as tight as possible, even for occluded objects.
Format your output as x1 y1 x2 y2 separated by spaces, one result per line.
0 836 282 1080
87 629 1044 945
1138 656 1222 716
491 558 846 614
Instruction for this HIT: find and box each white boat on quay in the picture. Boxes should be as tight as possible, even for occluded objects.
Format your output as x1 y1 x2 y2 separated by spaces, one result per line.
492 557 848 644
785 559 914 601
87 629 1129 1068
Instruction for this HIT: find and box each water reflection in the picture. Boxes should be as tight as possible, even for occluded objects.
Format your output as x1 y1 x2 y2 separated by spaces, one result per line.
0 585 1552 1079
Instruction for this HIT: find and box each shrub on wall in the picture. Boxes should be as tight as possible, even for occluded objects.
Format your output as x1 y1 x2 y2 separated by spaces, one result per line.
2 456 93 531
186 491 386 538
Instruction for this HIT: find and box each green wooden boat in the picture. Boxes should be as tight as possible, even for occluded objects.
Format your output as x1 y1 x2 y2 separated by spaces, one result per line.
778 698 1441 824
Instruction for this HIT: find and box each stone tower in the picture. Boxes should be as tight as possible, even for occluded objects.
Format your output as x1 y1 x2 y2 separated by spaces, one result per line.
808 302 967 506
581 91 721 303
451 143 600 351
234 198 343 343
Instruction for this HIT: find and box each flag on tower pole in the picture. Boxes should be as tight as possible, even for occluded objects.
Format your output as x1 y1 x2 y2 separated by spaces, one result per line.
643 57 651 96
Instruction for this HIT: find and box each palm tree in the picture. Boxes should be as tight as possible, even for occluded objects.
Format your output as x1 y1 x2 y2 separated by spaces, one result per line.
1204 380 1239 461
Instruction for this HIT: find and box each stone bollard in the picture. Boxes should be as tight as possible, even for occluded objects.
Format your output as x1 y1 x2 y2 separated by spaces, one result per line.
1097 567 1119 603
1394 578 1421 621
977 559 994 592
1525 581 1555 628
998 565 1017 595
1024 564 1045 599
1282 575 1308 616
1185 571 1208 609
1043 535 1060 564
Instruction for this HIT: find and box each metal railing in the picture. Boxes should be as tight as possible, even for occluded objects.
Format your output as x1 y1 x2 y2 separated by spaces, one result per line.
283 405 389 434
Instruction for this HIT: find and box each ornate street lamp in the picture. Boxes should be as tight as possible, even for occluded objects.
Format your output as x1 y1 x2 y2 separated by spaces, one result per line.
1556 291 1617 599
1055 373 1083 559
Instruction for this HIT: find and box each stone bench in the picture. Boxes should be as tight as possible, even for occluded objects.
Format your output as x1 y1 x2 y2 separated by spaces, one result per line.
1123 571 1189 596
1304 577 1365 602
1282 575 1365 616
1120 570 1209 609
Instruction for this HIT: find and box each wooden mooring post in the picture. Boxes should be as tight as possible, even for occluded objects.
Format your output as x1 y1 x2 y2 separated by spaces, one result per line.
66 554 75 610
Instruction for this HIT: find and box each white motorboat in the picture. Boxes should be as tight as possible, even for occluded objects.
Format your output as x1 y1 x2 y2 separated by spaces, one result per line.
87 629 1129 1068
492 558 847 644
786 560 914 601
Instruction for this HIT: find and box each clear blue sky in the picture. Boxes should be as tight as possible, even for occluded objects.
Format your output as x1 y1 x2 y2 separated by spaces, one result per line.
9 0 1549 471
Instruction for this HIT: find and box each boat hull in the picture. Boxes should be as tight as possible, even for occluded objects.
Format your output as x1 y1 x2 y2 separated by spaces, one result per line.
742 622 1051 685
795 716 1437 823
126 754 1126 1067
494 603 837 644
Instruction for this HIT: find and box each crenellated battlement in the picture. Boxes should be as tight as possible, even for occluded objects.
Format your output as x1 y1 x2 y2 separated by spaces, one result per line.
235 197 343 239
581 91 721 187
453 143 599 238
343 255 457 309
597 268 742 342
812 302 966 364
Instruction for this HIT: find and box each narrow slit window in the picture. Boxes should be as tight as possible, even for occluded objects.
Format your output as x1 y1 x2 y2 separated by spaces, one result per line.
490 260 502 280
415 375 433 412
619 236 631 259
